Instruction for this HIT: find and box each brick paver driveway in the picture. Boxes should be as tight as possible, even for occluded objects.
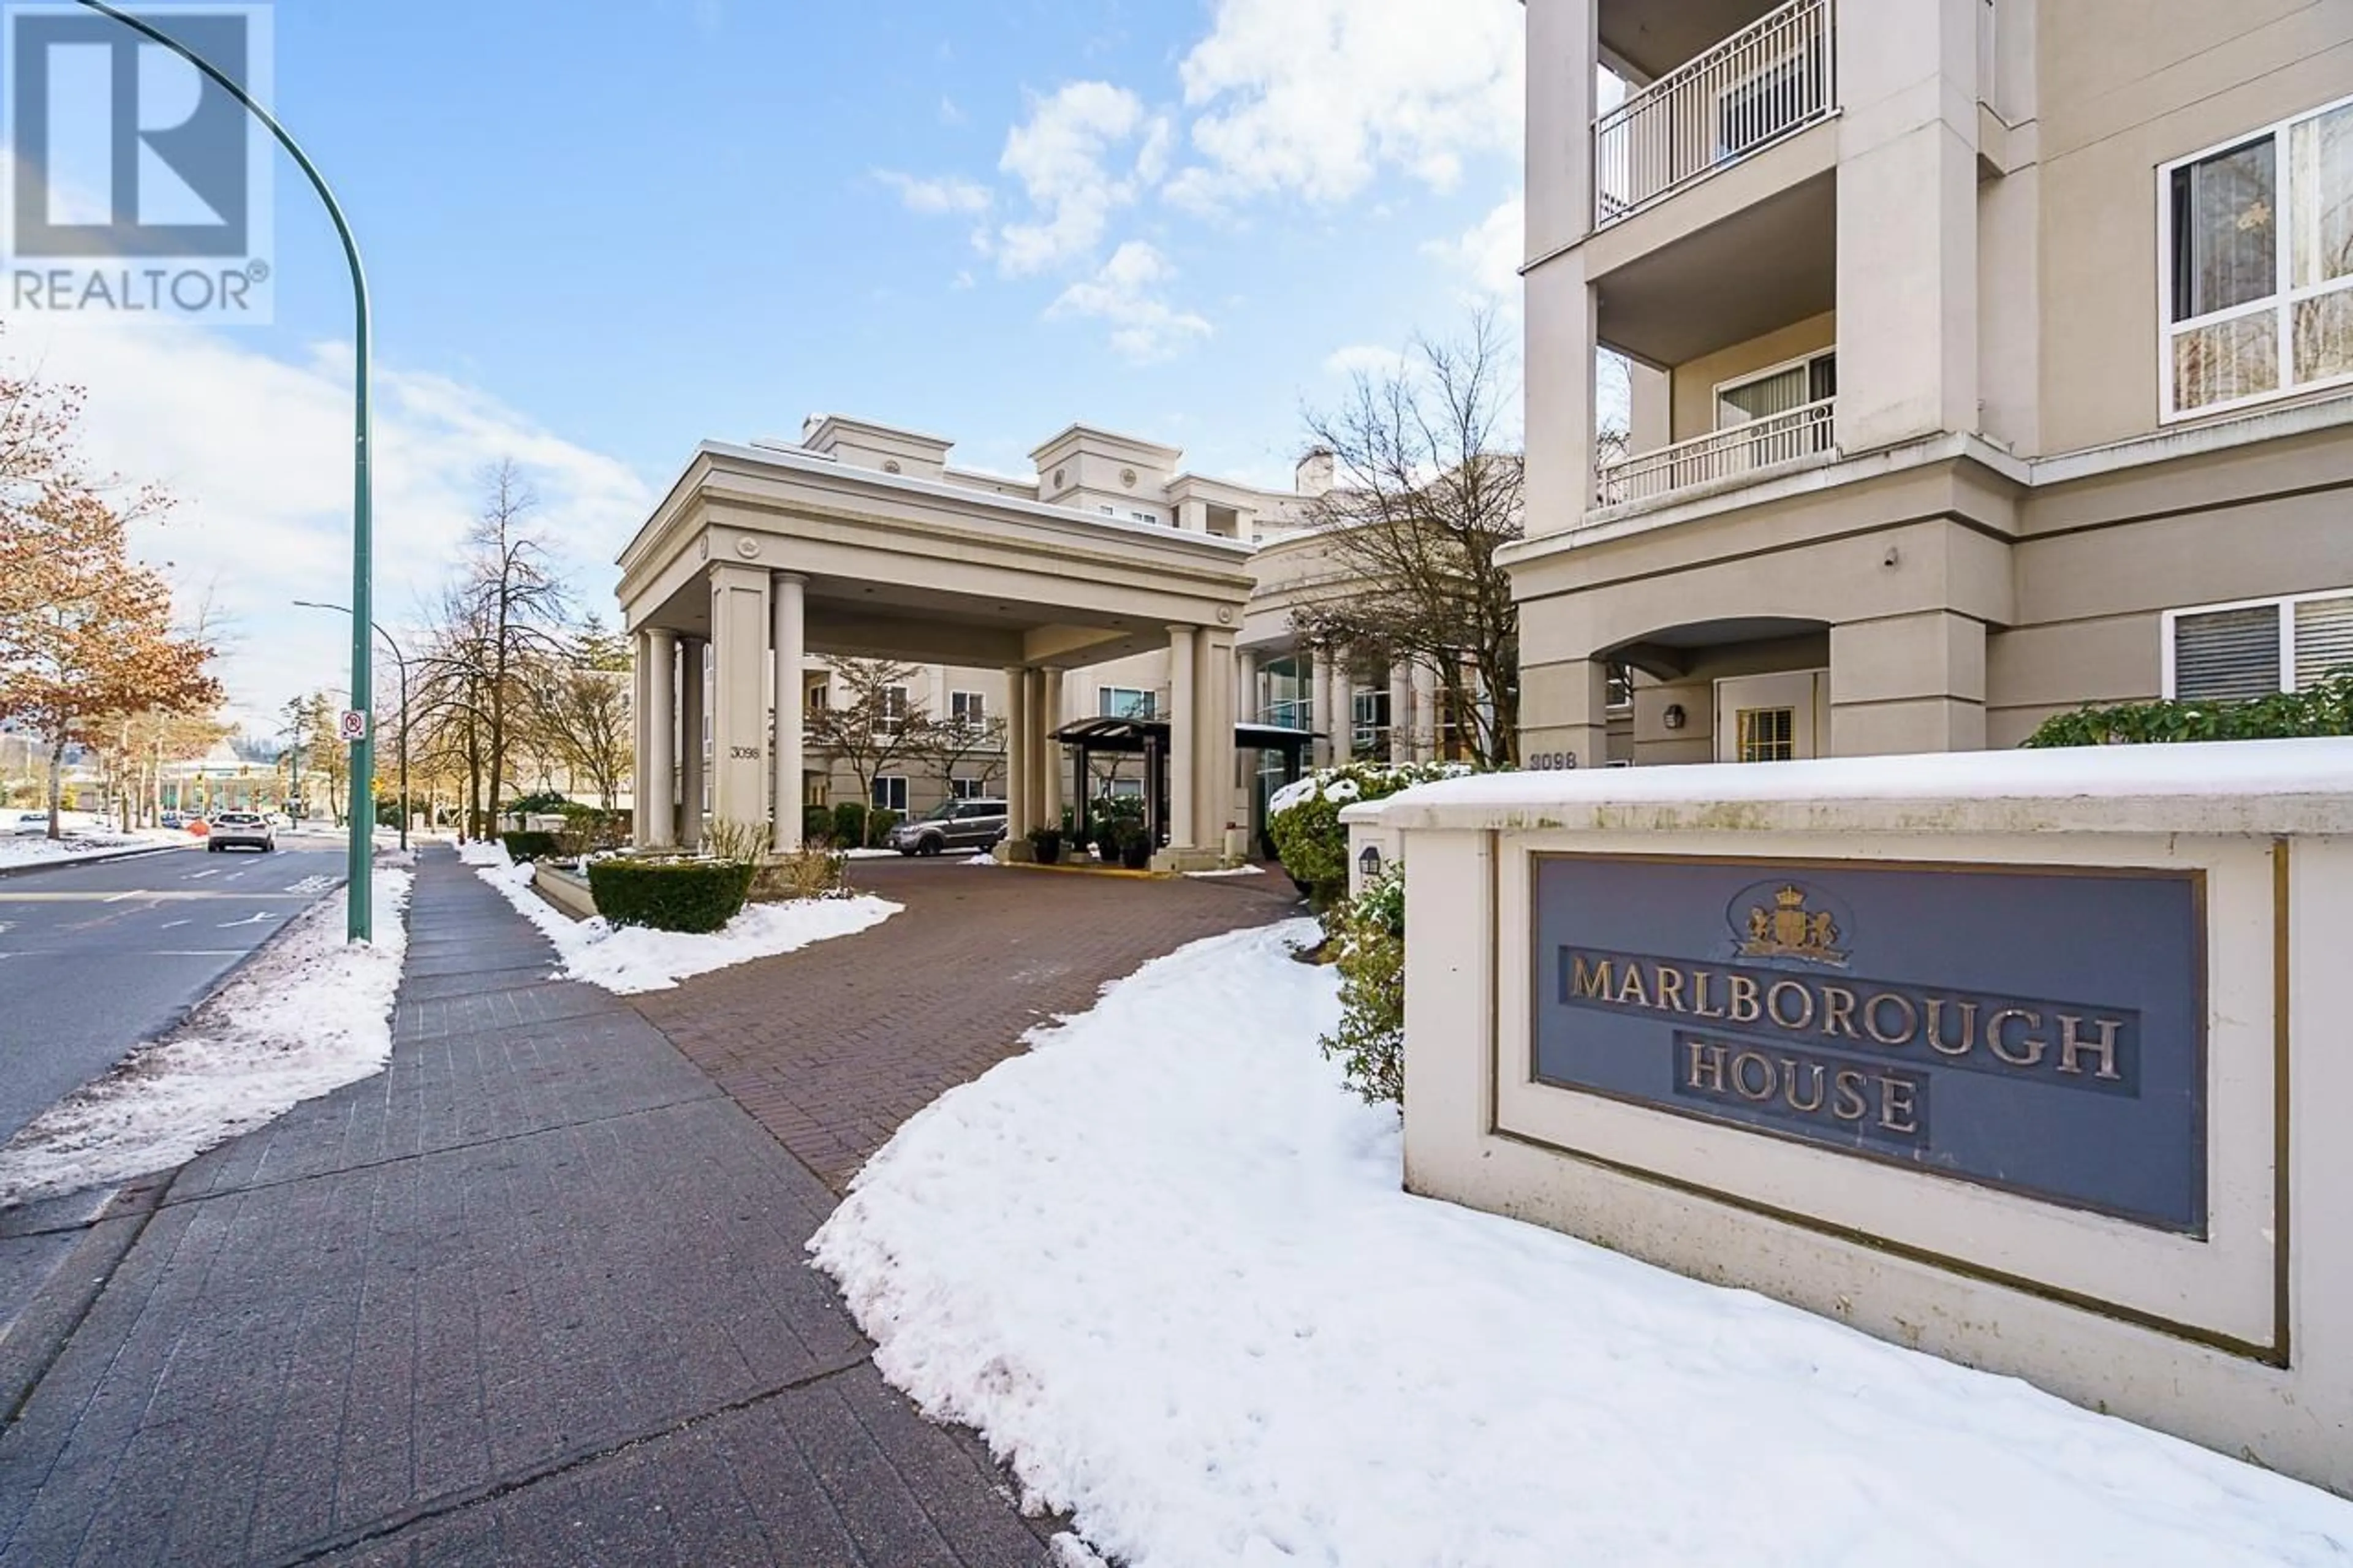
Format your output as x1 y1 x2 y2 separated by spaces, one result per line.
634 857 1302 1192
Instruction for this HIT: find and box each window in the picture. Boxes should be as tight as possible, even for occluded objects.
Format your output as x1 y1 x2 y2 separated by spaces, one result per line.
949 690 986 729
1098 777 1144 800
949 776 986 800
1099 686 1157 720
1716 351 1836 429
2162 94 2353 418
1130 510 1162 526
870 776 908 812
1606 660 1635 712
1735 706 1797 763
807 683 828 709
872 685 908 735
1351 687 1392 760
2165 589 2353 699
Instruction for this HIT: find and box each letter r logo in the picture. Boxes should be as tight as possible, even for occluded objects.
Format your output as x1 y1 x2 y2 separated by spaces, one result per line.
9 9 252 258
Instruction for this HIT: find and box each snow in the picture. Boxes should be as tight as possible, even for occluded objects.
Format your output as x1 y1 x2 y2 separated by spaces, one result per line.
469 849 900 994
811 920 2353 1568
1183 865 1265 879
844 847 904 860
0 820 188 871
1267 761 1474 819
0 868 412 1206
1375 735 2353 814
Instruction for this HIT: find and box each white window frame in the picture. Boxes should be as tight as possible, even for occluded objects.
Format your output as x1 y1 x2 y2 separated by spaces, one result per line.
870 775 909 812
949 689 986 729
2160 587 2353 697
1712 348 1836 431
948 776 986 800
2157 90 2353 423
872 684 909 736
1099 686 1156 721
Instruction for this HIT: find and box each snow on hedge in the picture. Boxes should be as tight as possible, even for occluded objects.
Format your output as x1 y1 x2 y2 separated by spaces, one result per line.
471 847 898 994
0 866 412 1206
812 920 2353 1568
1267 759 1472 819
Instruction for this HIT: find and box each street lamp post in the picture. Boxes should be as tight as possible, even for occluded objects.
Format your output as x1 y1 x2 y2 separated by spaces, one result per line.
296 601 409 851
78 1 376 941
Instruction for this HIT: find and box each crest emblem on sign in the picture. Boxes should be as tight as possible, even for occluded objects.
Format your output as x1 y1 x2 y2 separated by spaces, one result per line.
1736 884 1847 966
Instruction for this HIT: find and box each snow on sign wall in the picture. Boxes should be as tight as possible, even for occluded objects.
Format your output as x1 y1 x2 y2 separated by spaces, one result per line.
1532 855 2205 1232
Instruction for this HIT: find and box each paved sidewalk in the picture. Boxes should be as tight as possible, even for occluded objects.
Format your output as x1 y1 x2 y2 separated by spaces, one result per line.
0 852 1055 1567
635 858 1301 1191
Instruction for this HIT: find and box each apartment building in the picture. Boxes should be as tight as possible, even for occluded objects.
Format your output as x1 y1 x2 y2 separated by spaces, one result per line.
644 416 1460 850
1515 0 2353 768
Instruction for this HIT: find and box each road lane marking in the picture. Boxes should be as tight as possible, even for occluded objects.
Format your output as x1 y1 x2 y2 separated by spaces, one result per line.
184 868 221 880
160 918 190 929
0 890 327 903
283 875 338 896
217 911 281 928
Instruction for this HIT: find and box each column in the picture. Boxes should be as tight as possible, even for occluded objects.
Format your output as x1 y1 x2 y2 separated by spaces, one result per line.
771 573 806 854
1305 648 1330 767
1384 662 1411 767
1323 654 1354 765
1523 0 1598 542
707 564 771 841
1002 665 1031 839
1197 631 1237 853
1176 498 1210 534
1520 658 1608 773
1039 668 1064 831
678 638 706 850
1237 648 1261 726
643 629 676 847
1411 662 1439 762
1828 612 1987 757
1166 626 1197 852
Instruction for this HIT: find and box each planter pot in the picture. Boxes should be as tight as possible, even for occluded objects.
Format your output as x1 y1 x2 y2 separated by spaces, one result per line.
1120 839 1153 871
1034 842 1062 865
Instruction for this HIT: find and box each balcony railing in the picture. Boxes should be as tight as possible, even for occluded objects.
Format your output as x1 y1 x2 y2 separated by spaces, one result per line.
1594 0 1836 227
1596 398 1836 508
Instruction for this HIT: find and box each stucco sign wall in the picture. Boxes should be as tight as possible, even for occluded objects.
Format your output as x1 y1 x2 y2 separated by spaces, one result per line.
1531 856 2205 1232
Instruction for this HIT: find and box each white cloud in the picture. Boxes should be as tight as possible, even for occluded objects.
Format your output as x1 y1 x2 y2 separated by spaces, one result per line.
939 96 967 127
876 170 994 215
995 82 1171 276
1166 0 1523 212
1047 242 1211 363
1323 343 1411 381
1422 194 1524 303
13 321 651 727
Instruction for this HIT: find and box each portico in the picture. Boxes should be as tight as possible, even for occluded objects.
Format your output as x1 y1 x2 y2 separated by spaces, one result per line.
616 440 1258 868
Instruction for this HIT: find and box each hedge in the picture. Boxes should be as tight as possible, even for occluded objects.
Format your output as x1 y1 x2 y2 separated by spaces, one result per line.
2021 672 2353 748
588 857 757 934
501 830 561 862
1266 760 1472 911
1322 866 1406 1108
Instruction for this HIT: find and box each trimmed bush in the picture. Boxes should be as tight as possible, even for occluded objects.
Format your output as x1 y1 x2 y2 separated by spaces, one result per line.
555 804 629 857
1266 760 1473 910
1321 866 1406 1108
588 857 757 934
830 801 868 849
2023 672 2353 748
501 830 561 862
868 808 904 847
802 804 836 847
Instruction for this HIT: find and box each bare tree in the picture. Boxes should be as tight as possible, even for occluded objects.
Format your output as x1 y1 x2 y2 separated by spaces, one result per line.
525 616 634 811
1291 311 1523 768
805 658 938 841
917 710 1006 804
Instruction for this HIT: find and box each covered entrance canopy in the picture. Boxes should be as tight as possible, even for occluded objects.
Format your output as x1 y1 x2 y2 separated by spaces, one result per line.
1053 717 1316 852
616 439 1260 866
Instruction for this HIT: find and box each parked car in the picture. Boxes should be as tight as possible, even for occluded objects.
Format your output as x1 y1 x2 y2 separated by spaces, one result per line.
160 811 184 830
887 797 1008 857
207 810 276 853
12 810 46 835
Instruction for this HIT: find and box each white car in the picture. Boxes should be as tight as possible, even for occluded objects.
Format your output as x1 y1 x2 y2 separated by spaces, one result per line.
11 810 46 835
208 811 277 853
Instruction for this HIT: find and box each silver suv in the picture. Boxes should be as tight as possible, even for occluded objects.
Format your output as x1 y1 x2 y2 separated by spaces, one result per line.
887 797 1007 857
208 811 277 853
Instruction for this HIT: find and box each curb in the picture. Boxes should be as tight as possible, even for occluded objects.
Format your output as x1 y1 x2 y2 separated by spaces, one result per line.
0 841 195 879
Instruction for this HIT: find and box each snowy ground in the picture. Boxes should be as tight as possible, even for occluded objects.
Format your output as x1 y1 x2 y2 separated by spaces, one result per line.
0 817 188 871
0 866 412 1206
468 846 900 994
812 921 2353 1568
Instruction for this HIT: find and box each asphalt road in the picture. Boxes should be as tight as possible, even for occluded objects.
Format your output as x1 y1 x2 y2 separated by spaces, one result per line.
0 835 348 1143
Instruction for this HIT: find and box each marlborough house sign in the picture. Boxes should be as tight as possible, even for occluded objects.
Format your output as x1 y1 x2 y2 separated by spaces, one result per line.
1349 739 2353 1497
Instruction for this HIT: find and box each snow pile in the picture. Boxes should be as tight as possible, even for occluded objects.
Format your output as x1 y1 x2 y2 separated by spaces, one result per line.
0 868 412 1206
471 849 898 994
812 921 2353 1568
1267 760 1474 819
0 825 183 871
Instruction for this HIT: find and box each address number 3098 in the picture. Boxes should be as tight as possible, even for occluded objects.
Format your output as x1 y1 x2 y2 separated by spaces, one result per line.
729 746 759 760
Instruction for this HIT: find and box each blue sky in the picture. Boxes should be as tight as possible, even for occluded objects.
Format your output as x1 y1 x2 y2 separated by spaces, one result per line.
18 0 1526 725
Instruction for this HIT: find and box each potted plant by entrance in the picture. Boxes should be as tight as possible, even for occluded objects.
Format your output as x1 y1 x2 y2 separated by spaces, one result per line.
1119 827 1153 871
1027 825 1064 865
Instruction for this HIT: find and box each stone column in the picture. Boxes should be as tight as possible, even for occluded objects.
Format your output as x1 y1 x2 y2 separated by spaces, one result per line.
707 564 771 843
1003 665 1031 839
1237 648 1262 727
1199 630 1238 853
1828 612 1988 756
1167 626 1198 851
1324 655 1354 765
1039 668 1064 831
1387 661 1413 764
1176 498 1210 534
771 573 806 854
678 638 706 850
1305 647 1330 766
1411 661 1439 762
643 629 676 847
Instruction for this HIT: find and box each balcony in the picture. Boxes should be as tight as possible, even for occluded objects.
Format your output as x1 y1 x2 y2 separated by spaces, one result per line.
1596 397 1836 510
1595 0 1836 227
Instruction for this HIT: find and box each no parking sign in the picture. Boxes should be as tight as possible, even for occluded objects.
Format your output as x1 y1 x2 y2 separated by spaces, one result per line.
337 709 368 742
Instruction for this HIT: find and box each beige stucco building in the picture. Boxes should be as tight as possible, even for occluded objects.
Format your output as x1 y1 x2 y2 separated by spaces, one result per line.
1517 0 2353 768
616 417 1460 865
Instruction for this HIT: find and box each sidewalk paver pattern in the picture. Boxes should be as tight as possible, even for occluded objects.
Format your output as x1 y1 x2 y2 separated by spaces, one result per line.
0 850 1294 1566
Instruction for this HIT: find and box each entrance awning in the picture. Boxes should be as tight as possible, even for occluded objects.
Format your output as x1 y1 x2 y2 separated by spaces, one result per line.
1050 718 1319 754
